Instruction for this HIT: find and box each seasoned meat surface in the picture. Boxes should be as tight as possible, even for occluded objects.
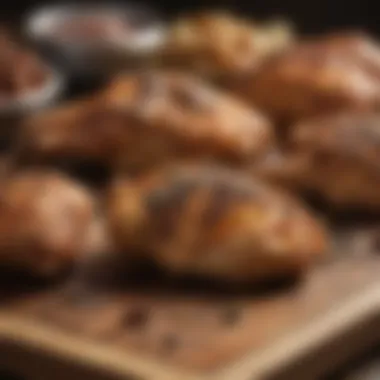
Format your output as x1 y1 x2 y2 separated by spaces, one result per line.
0 170 103 276
19 70 273 173
107 164 328 283
254 112 380 209
235 32 380 124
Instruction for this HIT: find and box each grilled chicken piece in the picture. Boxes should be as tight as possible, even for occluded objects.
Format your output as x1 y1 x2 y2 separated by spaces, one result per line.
159 11 294 81
0 170 106 276
107 164 328 283
234 32 380 125
253 112 380 209
19 70 273 173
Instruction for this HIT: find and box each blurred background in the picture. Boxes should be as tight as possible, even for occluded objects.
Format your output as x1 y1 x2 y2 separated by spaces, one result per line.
1 0 379 35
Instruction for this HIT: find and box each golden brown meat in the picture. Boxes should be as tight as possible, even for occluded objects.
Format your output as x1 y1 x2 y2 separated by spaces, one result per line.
0 170 105 276
19 70 273 173
159 11 294 81
234 31 380 125
253 112 380 209
107 164 328 283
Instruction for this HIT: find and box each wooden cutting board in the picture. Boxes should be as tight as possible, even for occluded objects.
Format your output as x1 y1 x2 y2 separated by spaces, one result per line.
1 225 380 380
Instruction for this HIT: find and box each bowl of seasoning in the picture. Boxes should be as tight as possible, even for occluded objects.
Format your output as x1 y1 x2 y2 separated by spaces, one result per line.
0 29 65 149
24 2 167 86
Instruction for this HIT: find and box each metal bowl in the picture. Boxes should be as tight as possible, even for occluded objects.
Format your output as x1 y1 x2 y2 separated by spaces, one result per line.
24 3 167 83
0 66 65 148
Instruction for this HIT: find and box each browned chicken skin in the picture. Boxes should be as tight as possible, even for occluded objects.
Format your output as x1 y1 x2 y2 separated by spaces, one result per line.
107 164 328 283
0 170 105 276
235 32 380 125
19 70 273 173
254 112 380 209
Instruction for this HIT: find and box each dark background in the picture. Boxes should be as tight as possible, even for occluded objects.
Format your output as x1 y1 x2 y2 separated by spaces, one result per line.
1 0 378 36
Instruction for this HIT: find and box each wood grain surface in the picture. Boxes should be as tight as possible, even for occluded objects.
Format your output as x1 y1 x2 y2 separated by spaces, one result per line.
1 225 380 380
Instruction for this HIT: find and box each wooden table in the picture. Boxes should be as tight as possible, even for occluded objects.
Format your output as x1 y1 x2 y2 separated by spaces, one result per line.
2 350 380 380
326 346 380 380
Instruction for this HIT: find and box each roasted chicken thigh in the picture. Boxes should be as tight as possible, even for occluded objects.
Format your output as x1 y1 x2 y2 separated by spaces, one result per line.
0 170 105 276
254 112 380 209
107 164 328 283
235 32 380 124
19 70 273 173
